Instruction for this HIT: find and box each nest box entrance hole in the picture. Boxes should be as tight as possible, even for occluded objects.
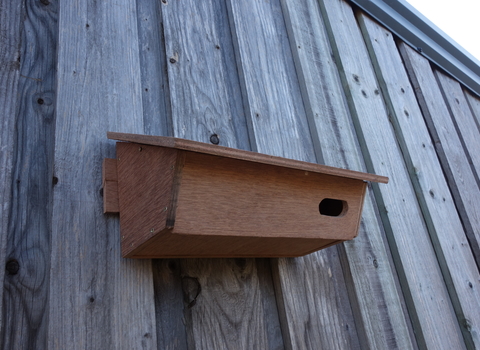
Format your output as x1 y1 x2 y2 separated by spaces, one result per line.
319 198 347 217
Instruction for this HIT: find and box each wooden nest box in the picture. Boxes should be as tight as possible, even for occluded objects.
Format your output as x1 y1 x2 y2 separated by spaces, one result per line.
103 132 388 258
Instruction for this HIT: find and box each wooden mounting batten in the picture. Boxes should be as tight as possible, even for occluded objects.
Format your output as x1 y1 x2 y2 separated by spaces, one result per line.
103 132 388 258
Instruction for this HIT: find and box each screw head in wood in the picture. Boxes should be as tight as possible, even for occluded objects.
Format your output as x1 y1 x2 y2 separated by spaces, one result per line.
210 134 219 145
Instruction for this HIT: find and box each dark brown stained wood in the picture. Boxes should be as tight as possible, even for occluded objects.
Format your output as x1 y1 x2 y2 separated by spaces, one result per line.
400 43 480 267
102 158 119 214
318 0 466 348
109 132 388 184
48 0 157 348
112 140 371 258
116 143 180 256
225 0 362 347
0 0 22 338
280 0 416 348
360 15 480 348
1 1 58 349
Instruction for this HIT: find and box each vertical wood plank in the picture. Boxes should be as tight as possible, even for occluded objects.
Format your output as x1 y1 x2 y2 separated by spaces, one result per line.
1 1 57 349
226 0 362 348
0 0 23 341
160 0 249 149
317 0 466 349
159 0 282 348
435 71 480 184
280 1 416 349
152 260 188 350
49 0 157 348
360 14 480 348
136 0 172 136
400 44 480 267
135 1 189 348
465 91 480 128
226 0 317 160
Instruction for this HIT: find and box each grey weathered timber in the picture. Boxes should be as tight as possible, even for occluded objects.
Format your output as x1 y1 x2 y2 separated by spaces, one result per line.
136 0 172 137
160 0 249 149
225 0 317 160
360 14 480 348
400 43 480 267
159 0 282 348
0 0 23 340
152 260 189 350
280 0 416 349
227 0 362 348
1 1 57 349
465 90 480 127
49 0 157 348
135 2 188 346
181 259 283 350
318 0 466 349
435 71 480 185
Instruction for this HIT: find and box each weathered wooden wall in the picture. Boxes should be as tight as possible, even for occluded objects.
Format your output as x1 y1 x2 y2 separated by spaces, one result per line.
1 0 479 349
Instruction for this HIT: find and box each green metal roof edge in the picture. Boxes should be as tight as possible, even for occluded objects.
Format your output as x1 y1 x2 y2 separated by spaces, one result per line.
349 0 480 97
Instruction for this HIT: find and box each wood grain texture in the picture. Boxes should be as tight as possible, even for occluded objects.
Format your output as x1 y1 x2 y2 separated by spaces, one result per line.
102 158 118 214
400 43 480 267
108 132 388 183
465 90 480 128
0 0 23 341
226 0 362 348
1 1 57 349
159 0 283 347
360 15 480 348
435 71 480 185
280 0 416 348
136 0 172 137
318 0 466 349
117 144 366 258
152 259 189 350
49 0 157 348
160 0 249 149
226 0 316 160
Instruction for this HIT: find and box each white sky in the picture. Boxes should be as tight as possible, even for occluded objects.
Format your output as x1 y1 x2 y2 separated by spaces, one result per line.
405 0 480 62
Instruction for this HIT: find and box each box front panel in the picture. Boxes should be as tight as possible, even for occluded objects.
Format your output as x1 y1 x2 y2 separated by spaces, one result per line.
173 152 366 241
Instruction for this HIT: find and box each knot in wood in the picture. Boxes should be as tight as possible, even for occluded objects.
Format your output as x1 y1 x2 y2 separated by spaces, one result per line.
6 259 20 275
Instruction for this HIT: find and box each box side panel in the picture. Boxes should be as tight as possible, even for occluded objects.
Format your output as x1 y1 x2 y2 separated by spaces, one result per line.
174 152 366 240
116 143 179 256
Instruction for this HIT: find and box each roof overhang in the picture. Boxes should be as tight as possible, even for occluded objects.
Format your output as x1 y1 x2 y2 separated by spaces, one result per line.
349 0 480 97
